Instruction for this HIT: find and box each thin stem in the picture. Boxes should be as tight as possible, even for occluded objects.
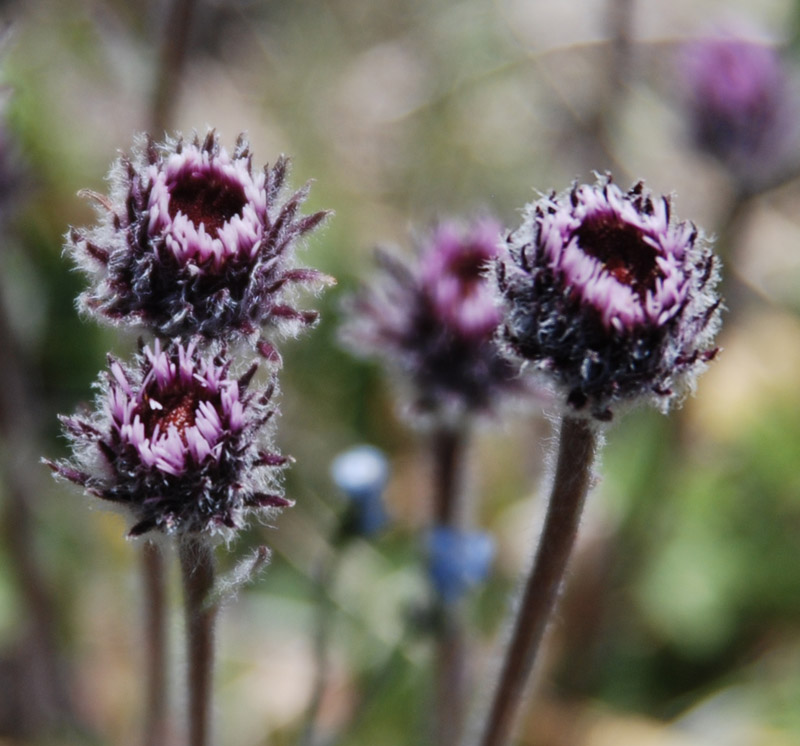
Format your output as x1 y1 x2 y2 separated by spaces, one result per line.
433 426 466 526
300 550 342 746
432 425 468 746
475 415 597 746
142 540 169 746
179 536 217 746
434 602 467 746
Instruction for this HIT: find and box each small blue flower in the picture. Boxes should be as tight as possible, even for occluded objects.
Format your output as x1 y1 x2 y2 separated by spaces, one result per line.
330 445 390 536
428 527 494 604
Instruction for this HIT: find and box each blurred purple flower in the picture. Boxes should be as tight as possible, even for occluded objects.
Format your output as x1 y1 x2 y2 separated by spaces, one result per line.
419 220 502 340
341 218 521 422
678 33 799 189
45 339 290 538
68 130 333 359
497 177 721 420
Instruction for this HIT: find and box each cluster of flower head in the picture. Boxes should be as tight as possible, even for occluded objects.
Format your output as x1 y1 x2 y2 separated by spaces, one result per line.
497 177 721 420
49 130 332 539
69 130 332 359
678 33 798 190
342 218 520 423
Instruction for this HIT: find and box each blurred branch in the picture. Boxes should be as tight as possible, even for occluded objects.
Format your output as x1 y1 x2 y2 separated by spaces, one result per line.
151 0 198 134
0 274 78 736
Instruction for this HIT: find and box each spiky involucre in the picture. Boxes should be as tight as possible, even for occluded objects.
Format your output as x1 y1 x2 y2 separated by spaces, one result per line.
68 130 332 359
497 176 722 420
45 339 290 539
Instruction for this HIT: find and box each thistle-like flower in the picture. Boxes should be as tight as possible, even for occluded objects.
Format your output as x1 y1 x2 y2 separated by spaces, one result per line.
45 339 290 538
497 177 721 420
68 130 332 358
678 34 798 189
342 218 520 422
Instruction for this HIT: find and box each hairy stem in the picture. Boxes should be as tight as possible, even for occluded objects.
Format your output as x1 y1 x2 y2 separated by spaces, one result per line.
179 537 217 746
433 426 466 526
432 425 468 746
475 415 597 746
142 540 169 746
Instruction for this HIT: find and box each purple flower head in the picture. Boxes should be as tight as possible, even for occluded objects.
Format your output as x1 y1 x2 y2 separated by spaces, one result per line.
68 130 333 358
419 220 503 340
678 34 798 188
341 218 520 423
497 177 721 420
45 339 290 538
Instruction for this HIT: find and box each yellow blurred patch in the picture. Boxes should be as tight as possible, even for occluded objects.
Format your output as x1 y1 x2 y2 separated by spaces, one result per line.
687 309 800 441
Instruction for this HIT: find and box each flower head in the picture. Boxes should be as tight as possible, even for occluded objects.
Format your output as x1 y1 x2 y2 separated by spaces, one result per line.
341 218 520 422
45 339 290 538
497 177 721 420
68 131 333 358
678 34 798 189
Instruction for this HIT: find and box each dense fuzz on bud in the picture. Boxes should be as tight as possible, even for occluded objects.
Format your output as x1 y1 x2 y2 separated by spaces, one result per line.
45 340 290 538
68 130 332 357
342 218 520 422
678 34 798 189
497 177 721 420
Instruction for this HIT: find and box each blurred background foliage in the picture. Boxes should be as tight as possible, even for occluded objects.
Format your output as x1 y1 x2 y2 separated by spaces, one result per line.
0 0 799 744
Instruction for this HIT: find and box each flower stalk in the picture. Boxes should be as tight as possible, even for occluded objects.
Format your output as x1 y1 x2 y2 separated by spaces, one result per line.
179 536 217 746
431 425 467 746
142 540 169 746
476 415 597 746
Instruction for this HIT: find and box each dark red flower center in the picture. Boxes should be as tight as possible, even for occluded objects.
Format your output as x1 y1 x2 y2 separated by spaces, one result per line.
450 248 488 284
573 213 663 295
145 390 199 439
168 172 247 237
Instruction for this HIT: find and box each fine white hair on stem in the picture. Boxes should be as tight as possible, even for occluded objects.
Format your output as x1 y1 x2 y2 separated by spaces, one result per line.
207 546 272 611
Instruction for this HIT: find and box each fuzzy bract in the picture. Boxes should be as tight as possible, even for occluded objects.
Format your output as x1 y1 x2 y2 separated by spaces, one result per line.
497 177 721 420
45 339 290 538
342 218 520 423
68 130 332 358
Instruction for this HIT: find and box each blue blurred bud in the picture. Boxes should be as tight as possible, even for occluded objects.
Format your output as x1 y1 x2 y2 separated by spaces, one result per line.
428 527 494 604
330 445 390 536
